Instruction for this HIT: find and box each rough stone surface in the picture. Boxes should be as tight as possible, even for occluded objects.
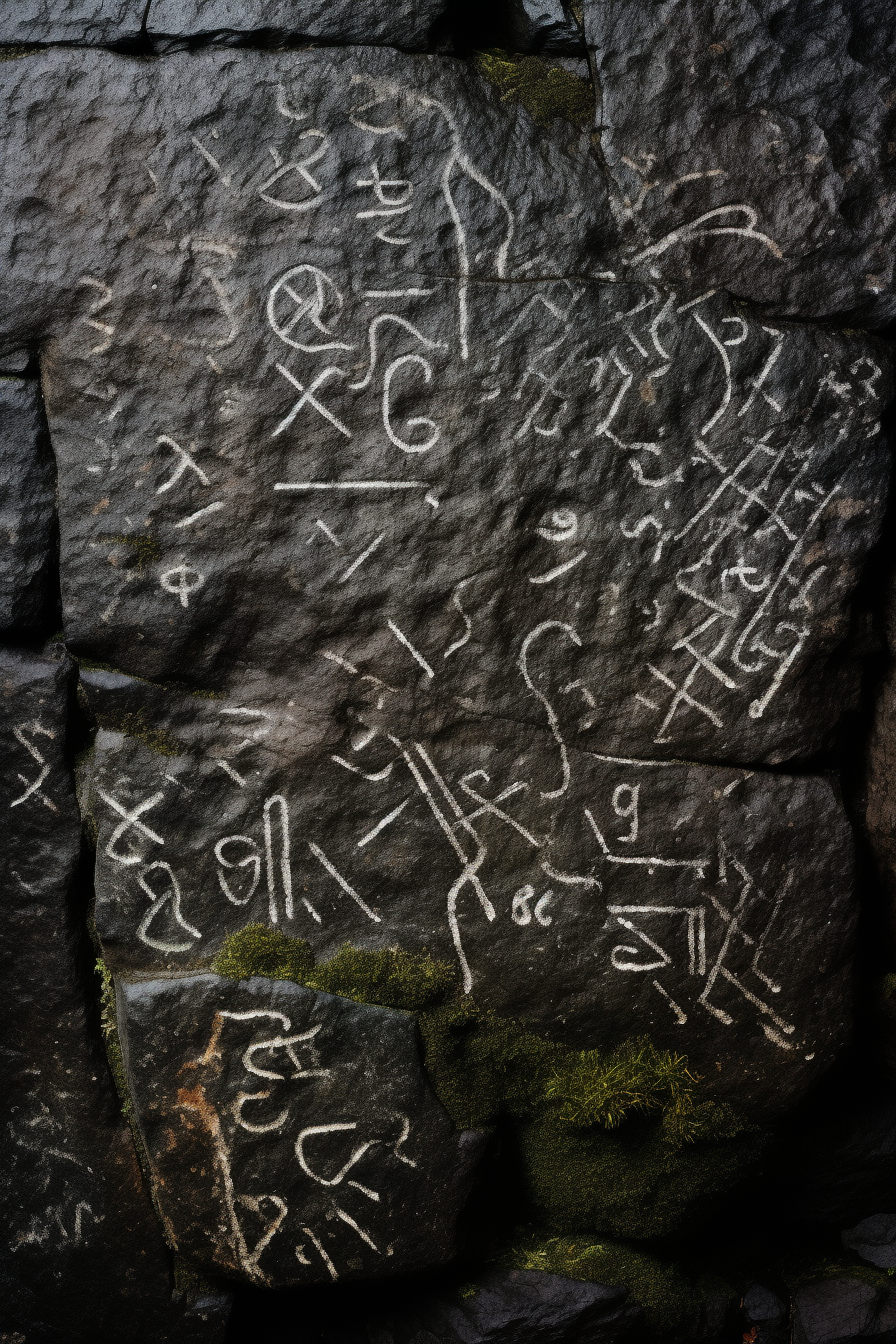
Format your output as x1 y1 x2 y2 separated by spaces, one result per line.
772 1093 896 1226
505 0 586 55
0 646 230 1344
742 1283 789 1344
0 378 57 634
0 48 890 766
0 349 33 375
842 1214 896 1270
586 0 896 327
80 666 856 1115
793 1278 896 1344
116 971 484 1287
0 0 146 45
146 0 449 49
306 1270 640 1343
863 616 896 955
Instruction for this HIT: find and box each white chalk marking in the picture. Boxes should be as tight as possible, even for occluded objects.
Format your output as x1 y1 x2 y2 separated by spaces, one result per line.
214 759 246 787
653 980 687 1024
308 842 381 921
275 480 427 491
174 501 225 528
334 1208 380 1252
340 533 385 582
529 550 587 585
301 1226 338 1281
357 799 409 848
387 620 435 679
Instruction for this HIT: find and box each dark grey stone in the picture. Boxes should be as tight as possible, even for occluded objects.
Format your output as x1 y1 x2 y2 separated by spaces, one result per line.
743 1283 788 1344
0 0 145 44
0 378 57 634
773 1094 896 1226
0 49 890 766
793 1277 895 1344
81 667 857 1116
586 0 896 327
0 647 230 1344
0 350 33 375
505 0 586 56
146 0 449 49
115 972 484 1288
842 1214 896 1270
334 1270 639 1343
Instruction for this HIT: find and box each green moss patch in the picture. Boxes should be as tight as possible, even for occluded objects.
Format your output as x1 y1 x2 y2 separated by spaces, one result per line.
472 50 593 129
211 926 764 1243
213 923 315 983
95 707 185 757
547 1038 698 1131
97 532 162 571
308 942 456 1010
517 1102 763 1240
503 1232 700 1336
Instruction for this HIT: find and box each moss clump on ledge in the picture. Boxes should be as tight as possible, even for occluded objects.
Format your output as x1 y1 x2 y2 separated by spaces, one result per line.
213 923 315 984
95 707 185 757
213 924 452 1007
211 925 765 1242
502 1232 701 1337
472 50 594 129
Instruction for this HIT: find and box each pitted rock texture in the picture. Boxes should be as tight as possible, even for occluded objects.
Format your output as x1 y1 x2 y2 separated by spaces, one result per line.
505 0 586 56
863 571 896 953
0 647 229 1344
587 0 896 327
0 378 57 633
301 1270 640 1343
0 0 146 44
81 666 856 1114
0 48 890 765
842 1214 896 1271
742 1284 789 1344
116 972 484 1287
792 1277 896 1344
146 0 450 49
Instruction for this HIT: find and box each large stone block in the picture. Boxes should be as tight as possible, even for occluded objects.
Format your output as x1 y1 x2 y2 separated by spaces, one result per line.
586 0 896 327
146 0 450 50
0 647 229 1344
0 0 145 44
0 377 57 634
0 48 889 765
116 971 484 1287
81 666 857 1115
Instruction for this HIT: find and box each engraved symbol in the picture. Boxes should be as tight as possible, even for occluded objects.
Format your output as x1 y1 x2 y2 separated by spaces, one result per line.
137 860 201 953
259 131 329 213
160 563 205 608
97 788 165 865
267 265 353 354
10 722 58 813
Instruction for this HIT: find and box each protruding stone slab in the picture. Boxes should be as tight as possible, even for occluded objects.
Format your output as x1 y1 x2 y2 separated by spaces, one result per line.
0 0 145 45
295 1270 640 1343
0 648 230 1344
116 972 484 1287
82 667 857 1115
0 48 889 764
0 378 57 634
147 0 449 49
587 0 896 327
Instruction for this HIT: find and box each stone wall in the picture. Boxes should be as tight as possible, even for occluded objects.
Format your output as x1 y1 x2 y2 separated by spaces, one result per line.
1 2 895 1341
